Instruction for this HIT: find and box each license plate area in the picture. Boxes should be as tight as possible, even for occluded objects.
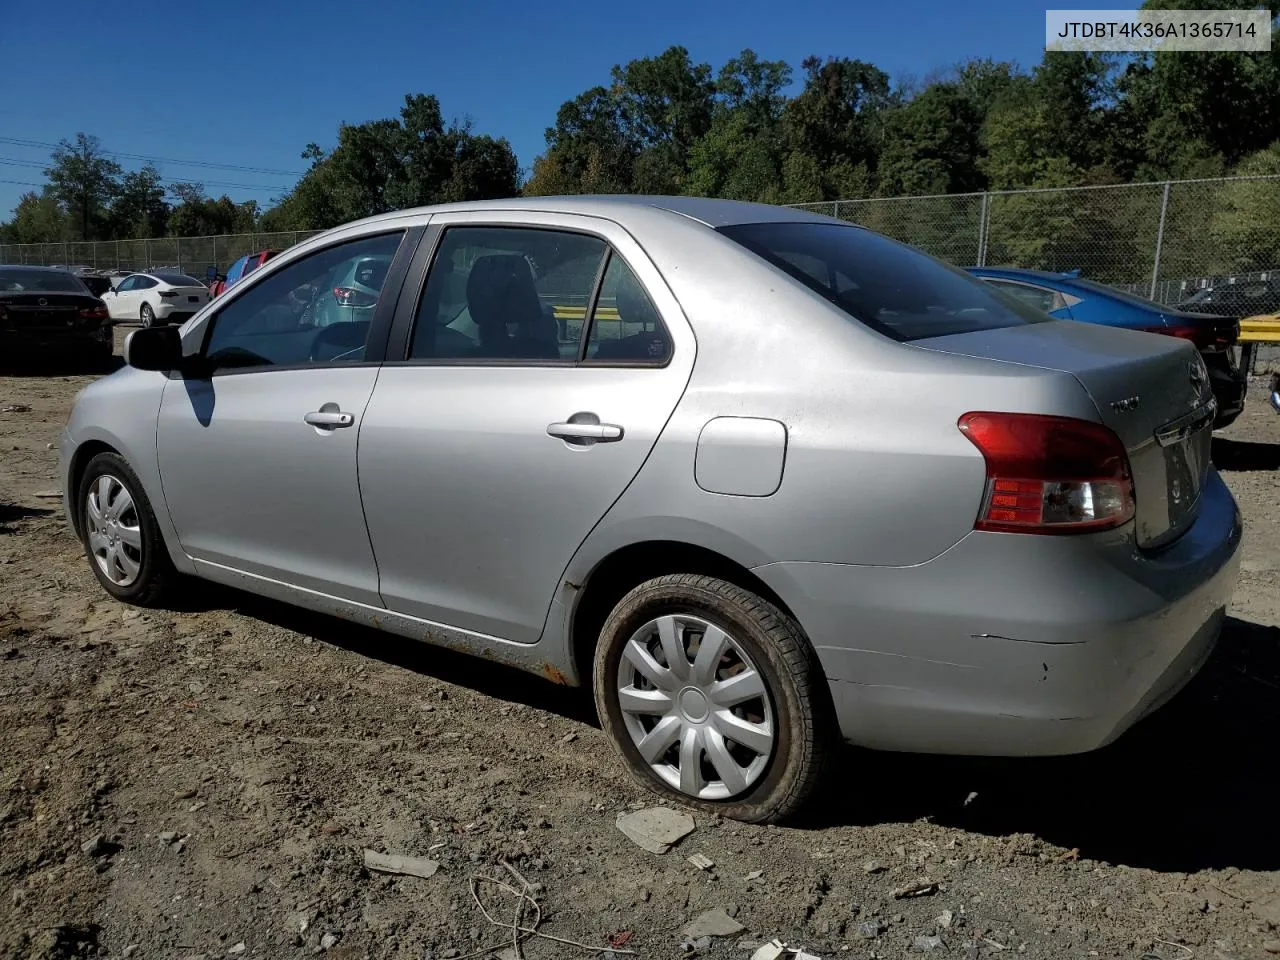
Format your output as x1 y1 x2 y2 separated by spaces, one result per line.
1148 399 1215 546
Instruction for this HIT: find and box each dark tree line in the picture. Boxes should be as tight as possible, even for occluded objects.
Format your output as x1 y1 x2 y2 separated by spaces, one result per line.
5 0 1279 247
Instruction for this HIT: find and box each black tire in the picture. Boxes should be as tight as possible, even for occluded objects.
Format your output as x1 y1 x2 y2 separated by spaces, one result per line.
140 303 155 327
77 452 177 606
593 574 837 824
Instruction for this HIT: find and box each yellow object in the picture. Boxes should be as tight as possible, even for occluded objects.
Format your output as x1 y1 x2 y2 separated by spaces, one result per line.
1239 313 1280 343
553 305 621 321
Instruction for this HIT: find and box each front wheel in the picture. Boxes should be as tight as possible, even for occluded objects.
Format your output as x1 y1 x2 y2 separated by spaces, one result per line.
140 302 155 327
77 452 177 606
593 574 836 823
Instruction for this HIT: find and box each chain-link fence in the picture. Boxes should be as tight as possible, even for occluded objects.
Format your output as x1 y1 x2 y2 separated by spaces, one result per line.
0 231 323 276
6 174 1280 307
788 174 1280 307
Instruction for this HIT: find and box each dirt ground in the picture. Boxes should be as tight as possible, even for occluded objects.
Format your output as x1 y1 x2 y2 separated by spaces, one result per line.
1 332 1279 960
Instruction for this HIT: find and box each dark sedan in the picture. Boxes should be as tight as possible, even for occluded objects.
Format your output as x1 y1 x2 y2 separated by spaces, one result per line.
967 267 1248 429
0 266 114 366
1174 279 1280 318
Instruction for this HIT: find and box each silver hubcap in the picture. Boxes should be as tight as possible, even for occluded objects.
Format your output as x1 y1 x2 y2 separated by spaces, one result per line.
85 475 142 586
617 614 775 801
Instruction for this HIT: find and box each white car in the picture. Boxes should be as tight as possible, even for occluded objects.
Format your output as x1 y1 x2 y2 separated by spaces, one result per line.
102 272 210 326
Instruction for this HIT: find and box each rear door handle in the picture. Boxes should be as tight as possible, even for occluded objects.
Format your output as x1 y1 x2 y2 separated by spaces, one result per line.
304 410 355 429
547 421 624 443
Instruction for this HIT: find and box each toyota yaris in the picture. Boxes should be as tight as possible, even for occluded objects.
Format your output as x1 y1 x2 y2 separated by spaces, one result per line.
59 197 1242 822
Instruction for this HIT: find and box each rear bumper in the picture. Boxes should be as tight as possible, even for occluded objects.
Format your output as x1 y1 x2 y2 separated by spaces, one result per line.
753 468 1243 756
1205 350 1247 426
152 302 201 322
1 326 111 350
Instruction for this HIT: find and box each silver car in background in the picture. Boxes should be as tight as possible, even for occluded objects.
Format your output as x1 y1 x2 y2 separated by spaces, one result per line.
59 197 1242 822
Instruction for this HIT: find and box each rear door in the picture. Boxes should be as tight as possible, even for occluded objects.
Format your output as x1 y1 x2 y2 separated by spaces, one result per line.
357 212 695 643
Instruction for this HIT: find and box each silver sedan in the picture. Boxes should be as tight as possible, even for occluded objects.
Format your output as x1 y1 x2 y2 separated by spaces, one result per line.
59 197 1242 822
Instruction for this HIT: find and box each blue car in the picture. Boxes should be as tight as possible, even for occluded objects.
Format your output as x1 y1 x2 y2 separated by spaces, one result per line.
967 267 1247 428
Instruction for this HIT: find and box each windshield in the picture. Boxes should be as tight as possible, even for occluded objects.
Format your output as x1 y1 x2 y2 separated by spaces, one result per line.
718 222 1051 341
154 273 205 287
0 269 89 293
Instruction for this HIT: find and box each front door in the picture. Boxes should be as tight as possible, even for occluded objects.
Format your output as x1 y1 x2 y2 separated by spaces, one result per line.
358 216 694 643
106 276 139 320
156 229 411 604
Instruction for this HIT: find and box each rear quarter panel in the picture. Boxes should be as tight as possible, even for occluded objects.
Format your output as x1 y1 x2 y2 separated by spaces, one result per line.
559 219 1102 580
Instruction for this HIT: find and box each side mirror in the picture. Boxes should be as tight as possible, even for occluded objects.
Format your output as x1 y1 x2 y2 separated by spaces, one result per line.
124 325 184 372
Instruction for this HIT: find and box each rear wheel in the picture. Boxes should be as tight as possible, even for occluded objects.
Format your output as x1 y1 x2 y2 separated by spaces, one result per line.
593 574 835 823
77 452 177 606
140 302 155 327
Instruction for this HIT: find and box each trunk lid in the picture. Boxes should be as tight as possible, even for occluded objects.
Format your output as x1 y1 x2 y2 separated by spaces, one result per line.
0 292 101 329
918 319 1214 549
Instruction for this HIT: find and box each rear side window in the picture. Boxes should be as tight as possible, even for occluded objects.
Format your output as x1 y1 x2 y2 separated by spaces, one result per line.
154 273 203 287
242 255 264 279
718 222 1051 341
585 255 671 363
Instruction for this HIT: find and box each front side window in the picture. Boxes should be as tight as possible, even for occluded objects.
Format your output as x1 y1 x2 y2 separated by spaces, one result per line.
719 222 1052 341
410 227 606 362
116 276 138 292
203 231 404 371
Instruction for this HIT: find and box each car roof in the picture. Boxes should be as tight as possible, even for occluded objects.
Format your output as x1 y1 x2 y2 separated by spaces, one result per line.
0 264 75 272
333 195 846 233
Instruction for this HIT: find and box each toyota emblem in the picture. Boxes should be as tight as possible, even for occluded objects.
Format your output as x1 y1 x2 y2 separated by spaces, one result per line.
1189 361 1205 390
37 297 47 306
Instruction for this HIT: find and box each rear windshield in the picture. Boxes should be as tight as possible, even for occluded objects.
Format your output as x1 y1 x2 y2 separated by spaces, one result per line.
718 222 1051 341
154 273 204 287
0 269 89 293
1063 276 1161 309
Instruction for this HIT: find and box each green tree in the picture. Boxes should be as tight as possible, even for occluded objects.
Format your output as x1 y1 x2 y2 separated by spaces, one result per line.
524 87 637 196
612 46 715 193
44 133 121 241
780 56 892 200
1208 141 1280 273
266 94 520 229
982 101 1080 189
685 51 791 201
1 190 68 244
109 165 169 239
167 184 259 236
876 85 983 196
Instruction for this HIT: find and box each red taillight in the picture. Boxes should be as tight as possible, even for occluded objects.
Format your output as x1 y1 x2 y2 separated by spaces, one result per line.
1142 320 1238 350
333 286 377 308
78 304 108 320
958 412 1135 535
158 289 179 298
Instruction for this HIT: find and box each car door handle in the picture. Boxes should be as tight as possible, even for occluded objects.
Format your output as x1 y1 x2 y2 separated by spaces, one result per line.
547 421 624 442
304 410 355 428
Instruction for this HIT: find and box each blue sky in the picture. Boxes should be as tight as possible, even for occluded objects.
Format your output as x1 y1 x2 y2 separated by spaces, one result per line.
2 0 1048 221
